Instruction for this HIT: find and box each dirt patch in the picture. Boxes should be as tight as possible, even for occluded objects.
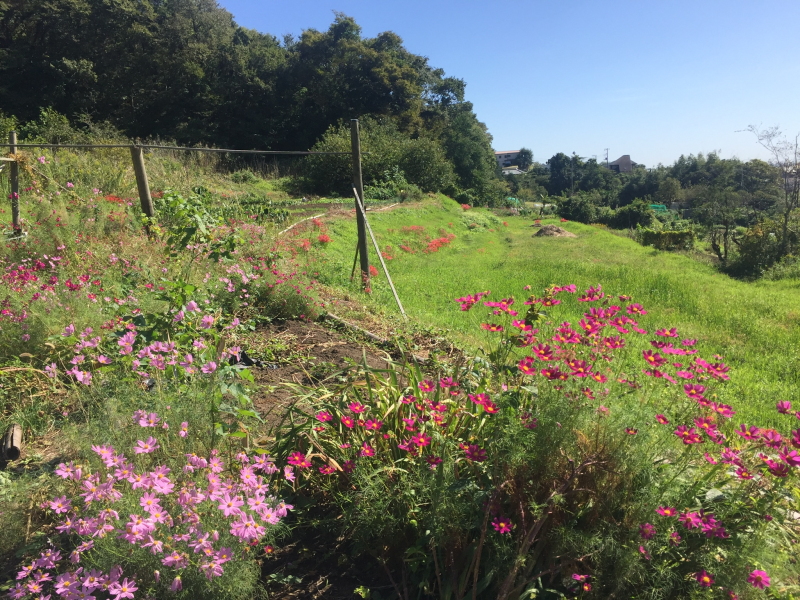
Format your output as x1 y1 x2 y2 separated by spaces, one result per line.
533 225 577 238
248 320 391 425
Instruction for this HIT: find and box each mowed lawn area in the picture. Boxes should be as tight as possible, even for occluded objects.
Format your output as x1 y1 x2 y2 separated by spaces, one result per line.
317 195 800 426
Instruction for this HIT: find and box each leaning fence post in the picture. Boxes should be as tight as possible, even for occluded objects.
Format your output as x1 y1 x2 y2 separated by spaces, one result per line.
9 131 20 233
350 119 371 290
130 145 155 221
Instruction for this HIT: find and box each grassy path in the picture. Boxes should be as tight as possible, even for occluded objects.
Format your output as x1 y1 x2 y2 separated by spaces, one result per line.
315 196 800 425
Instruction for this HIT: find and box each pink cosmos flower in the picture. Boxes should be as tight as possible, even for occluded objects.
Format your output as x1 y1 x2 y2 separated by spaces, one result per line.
464 444 486 462
348 402 367 414
109 577 138 599
315 411 333 422
777 400 792 414
364 419 383 431
179 422 188 438
639 523 656 539
655 414 669 425
656 506 677 517
287 452 312 469
201 361 217 374
695 570 714 587
492 516 512 534
359 443 375 457
218 493 245 517
418 380 435 393
134 437 160 454
49 496 72 514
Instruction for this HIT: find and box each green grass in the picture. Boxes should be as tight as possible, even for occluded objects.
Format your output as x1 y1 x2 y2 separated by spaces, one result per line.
315 195 800 425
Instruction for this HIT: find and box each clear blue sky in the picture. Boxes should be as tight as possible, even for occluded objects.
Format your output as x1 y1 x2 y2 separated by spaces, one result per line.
219 0 800 167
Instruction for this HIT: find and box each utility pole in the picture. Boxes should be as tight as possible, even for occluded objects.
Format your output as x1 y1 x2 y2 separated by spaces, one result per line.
605 148 609 168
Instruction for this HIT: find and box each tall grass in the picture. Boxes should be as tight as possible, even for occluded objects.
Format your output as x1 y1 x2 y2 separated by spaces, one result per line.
315 195 800 425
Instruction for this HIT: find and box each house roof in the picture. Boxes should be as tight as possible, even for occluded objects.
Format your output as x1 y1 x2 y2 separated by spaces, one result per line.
494 150 520 155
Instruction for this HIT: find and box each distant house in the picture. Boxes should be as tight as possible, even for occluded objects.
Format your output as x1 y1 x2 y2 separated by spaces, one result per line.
495 150 520 168
606 155 639 174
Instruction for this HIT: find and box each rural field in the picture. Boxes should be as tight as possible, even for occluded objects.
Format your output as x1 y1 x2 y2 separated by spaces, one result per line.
1 163 798 599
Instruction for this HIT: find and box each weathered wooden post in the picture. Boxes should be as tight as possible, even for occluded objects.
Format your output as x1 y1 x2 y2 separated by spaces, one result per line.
350 120 370 290
9 131 20 233
2 423 22 461
130 145 155 220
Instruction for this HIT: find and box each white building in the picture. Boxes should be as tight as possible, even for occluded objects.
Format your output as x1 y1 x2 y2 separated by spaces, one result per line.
495 150 520 168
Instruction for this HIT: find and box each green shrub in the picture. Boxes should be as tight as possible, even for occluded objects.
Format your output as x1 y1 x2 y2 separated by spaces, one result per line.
607 199 654 229
230 169 261 184
636 227 695 251
556 194 597 223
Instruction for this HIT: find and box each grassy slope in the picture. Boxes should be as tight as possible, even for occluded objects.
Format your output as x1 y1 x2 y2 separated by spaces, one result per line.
316 195 800 425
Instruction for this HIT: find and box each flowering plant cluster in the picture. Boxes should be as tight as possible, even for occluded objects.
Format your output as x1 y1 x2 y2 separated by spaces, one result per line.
8 410 290 600
275 283 797 598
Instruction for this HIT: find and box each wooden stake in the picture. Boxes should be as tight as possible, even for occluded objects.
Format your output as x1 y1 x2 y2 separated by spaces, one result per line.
350 120 370 290
130 145 155 219
353 187 407 320
9 131 20 232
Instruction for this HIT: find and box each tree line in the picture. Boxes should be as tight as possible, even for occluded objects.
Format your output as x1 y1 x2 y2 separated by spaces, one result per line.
505 144 798 278
0 3 500 203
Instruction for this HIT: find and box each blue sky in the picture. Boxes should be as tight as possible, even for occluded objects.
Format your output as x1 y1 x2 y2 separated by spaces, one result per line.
220 0 800 167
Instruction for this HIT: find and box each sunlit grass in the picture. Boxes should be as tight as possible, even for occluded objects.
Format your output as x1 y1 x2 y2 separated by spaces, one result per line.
317 195 800 425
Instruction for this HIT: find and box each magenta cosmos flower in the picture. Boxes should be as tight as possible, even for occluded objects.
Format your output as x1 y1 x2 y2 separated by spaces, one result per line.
695 570 714 587
492 516 512 534
747 570 770 589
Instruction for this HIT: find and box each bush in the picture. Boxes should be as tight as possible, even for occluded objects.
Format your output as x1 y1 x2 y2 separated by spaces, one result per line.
636 228 695 251
303 118 455 196
230 169 261 184
607 199 654 229
364 166 423 202
556 194 597 224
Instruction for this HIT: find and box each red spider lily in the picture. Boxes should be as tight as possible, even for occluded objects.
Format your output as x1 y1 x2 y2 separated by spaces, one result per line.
642 350 667 367
317 234 331 243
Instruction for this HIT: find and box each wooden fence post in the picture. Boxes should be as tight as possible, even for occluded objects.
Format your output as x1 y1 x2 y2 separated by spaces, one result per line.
9 131 20 233
350 120 370 290
130 145 155 220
